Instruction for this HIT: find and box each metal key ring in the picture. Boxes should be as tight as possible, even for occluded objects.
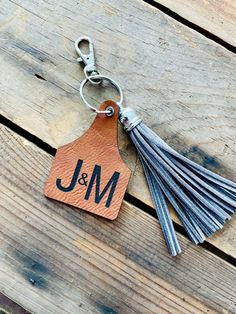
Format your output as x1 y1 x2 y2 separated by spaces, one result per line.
80 74 123 115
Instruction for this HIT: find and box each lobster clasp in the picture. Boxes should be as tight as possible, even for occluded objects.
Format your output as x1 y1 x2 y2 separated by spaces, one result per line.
75 36 99 80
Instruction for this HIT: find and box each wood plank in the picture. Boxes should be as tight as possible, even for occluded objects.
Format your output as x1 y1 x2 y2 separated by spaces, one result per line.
153 0 236 47
0 0 236 257
1 124 236 314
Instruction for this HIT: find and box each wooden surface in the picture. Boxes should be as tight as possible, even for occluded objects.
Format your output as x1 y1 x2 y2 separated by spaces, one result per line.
0 0 236 258
1 124 236 314
153 0 236 47
1 0 236 313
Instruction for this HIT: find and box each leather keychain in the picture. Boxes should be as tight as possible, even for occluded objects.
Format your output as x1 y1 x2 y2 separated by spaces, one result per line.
44 99 130 220
45 36 236 256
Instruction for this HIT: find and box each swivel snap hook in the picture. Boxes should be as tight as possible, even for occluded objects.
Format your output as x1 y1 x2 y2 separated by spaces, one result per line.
75 36 124 115
75 36 100 84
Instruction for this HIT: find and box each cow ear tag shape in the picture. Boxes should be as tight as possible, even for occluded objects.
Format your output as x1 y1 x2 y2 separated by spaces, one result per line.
44 101 131 220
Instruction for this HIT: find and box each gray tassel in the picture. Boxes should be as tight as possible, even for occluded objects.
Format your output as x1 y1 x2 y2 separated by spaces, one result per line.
120 108 236 256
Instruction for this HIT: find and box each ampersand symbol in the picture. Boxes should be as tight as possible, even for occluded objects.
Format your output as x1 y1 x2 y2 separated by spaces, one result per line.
78 173 88 186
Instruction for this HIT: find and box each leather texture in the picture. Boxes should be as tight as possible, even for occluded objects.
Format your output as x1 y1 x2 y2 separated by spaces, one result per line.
44 101 131 220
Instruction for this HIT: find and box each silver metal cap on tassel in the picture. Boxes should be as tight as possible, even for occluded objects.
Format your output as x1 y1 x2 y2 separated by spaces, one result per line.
119 107 142 132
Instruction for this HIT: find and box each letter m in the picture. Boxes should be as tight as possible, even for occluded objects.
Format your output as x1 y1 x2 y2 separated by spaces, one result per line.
85 165 120 208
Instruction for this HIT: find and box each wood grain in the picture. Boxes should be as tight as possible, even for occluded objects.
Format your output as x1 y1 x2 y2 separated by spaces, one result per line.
0 0 236 257
45 101 131 219
1 124 236 314
153 0 236 47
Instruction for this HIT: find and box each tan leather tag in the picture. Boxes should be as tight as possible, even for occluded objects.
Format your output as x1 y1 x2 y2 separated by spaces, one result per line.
44 101 131 220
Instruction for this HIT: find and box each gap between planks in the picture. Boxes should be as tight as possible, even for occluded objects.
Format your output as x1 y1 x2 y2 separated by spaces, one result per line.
143 0 236 53
0 291 30 314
